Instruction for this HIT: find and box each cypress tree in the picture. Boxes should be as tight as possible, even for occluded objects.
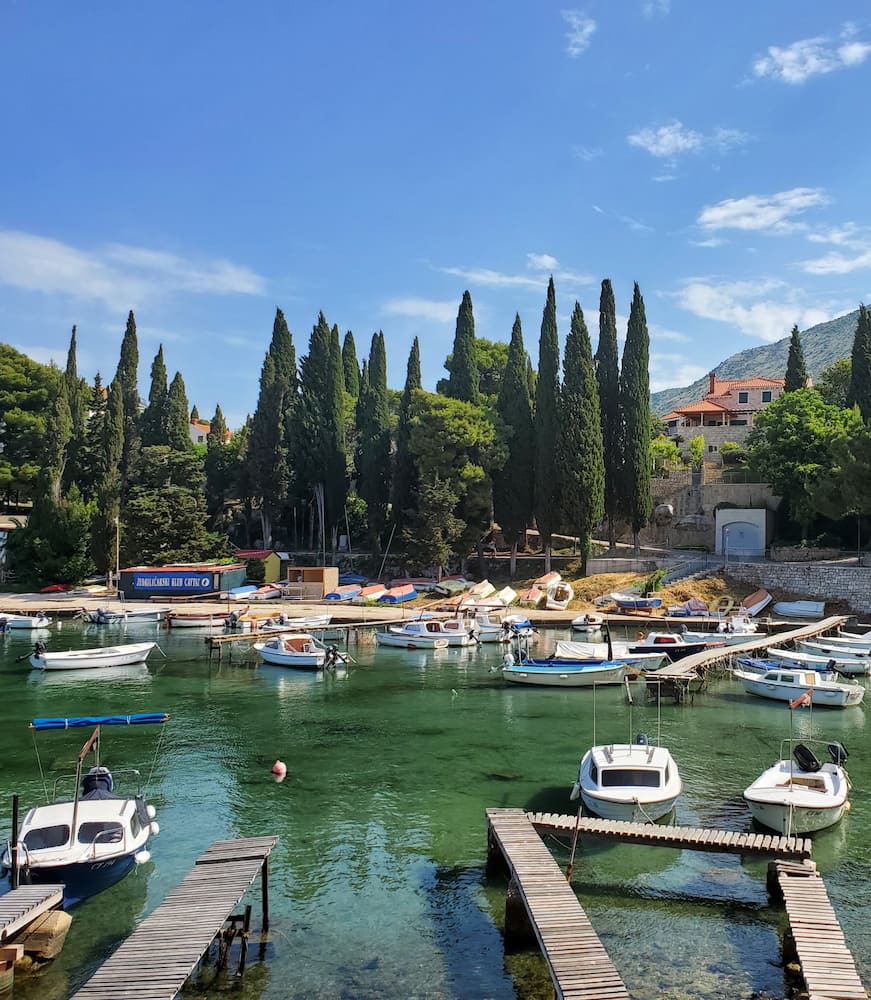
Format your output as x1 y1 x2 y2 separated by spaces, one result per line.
445 290 479 404
140 345 169 447
557 302 604 574
115 310 140 489
493 314 534 577
342 330 360 398
619 283 653 555
355 332 391 556
44 373 73 503
207 405 228 448
784 325 809 391
326 324 348 547
533 277 561 570
392 338 422 537
166 372 192 451
93 375 124 574
595 279 621 550
79 373 107 500
63 325 88 491
248 352 286 547
848 304 871 421
190 404 200 423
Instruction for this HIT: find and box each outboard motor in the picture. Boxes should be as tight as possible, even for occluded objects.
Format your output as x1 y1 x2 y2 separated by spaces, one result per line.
325 646 339 668
635 733 650 747
793 743 822 773
0 617 7 634
33 640 47 657
81 766 114 797
828 742 849 766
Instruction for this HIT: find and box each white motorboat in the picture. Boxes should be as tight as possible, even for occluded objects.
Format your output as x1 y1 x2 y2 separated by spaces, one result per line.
501 660 629 687
570 734 683 822
377 619 477 648
677 614 759 647
832 628 871 649
545 580 574 611
1 712 167 906
30 640 158 671
253 633 343 669
83 606 170 625
552 639 668 671
733 667 864 708
775 645 870 676
471 612 535 643
744 739 851 835
166 611 233 629
571 612 606 637
0 612 52 630
627 631 725 661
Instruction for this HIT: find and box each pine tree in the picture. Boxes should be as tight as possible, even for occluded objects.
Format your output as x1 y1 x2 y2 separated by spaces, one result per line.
207 405 228 448
595 279 621 549
115 310 140 489
493 314 534 577
619 283 653 555
533 277 561 570
342 330 360 398
166 372 192 451
784 325 809 391
140 345 169 447
392 337 422 537
848 304 871 421
557 302 604 573
444 290 479 404
355 332 391 556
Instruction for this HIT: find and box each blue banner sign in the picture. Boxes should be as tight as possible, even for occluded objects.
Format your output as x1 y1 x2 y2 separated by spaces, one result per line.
132 572 214 591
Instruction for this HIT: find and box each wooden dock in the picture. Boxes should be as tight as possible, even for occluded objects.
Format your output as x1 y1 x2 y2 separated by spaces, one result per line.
71 836 278 1000
770 860 867 1000
528 811 812 858
487 808 629 999
0 885 64 942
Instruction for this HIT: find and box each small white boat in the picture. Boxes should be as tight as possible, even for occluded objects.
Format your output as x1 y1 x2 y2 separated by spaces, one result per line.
678 619 758 647
495 586 518 606
466 579 496 600
570 734 683 822
375 627 450 650
31 640 158 671
1 712 167 906
733 667 864 708
378 619 477 648
0 612 52 630
571 612 605 636
744 739 851 835
545 580 574 611
351 584 388 604
834 628 871 648
773 600 825 619
502 661 629 687
83 606 170 625
778 645 870 676
166 611 233 629
740 588 773 617
253 633 343 669
471 612 535 643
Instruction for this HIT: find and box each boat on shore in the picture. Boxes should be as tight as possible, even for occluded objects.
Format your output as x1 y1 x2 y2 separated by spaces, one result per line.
324 584 362 602
378 585 418 604
352 584 388 604
773 600 825 619
545 580 574 611
2 713 167 906
570 733 683 822
740 588 773 617
610 592 663 612
733 667 864 708
518 586 544 607
30 640 158 671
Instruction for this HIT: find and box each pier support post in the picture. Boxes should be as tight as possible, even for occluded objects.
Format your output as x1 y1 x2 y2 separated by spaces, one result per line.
10 796 19 890
503 877 536 952
485 826 509 878
261 857 270 931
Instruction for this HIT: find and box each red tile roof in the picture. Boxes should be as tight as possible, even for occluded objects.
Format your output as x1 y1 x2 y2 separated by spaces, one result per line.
234 549 275 560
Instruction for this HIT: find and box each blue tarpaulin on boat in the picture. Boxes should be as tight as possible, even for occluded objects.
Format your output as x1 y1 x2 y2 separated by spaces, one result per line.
30 712 170 730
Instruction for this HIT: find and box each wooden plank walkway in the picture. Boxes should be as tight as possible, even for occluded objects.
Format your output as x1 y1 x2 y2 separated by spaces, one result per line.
0 885 64 941
71 835 278 1000
528 812 812 858
772 860 867 1000
487 808 629 1000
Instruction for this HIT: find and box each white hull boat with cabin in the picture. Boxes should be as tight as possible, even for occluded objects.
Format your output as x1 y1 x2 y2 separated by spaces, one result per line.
733 667 864 708
770 646 870 676
253 633 343 669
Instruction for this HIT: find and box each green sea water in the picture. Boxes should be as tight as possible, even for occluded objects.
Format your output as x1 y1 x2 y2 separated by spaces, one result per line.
1 621 870 1000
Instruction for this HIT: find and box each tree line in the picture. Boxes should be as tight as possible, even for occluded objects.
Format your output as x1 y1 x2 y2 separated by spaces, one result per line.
2 277 661 585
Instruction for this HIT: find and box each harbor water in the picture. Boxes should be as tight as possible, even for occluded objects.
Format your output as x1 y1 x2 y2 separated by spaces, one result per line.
1 621 870 999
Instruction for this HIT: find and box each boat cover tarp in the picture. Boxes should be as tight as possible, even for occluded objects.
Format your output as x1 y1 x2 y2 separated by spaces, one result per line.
31 712 170 731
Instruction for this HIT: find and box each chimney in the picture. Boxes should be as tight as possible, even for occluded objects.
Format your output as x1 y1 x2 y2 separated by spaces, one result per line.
708 371 716 395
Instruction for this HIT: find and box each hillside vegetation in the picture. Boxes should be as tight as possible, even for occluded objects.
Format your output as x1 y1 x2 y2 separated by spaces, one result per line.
651 309 860 415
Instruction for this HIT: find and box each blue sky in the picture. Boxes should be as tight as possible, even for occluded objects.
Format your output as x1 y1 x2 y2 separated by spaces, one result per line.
2 1 871 428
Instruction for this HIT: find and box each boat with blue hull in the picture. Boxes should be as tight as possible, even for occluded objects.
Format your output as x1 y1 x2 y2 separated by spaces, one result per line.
1 712 168 906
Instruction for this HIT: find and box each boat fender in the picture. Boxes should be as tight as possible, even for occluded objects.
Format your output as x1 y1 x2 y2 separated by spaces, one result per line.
272 759 287 778
134 850 151 866
146 804 157 820
149 821 160 836
569 782 581 801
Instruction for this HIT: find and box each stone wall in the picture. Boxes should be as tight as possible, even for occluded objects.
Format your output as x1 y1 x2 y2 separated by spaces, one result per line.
770 545 840 563
726 561 871 615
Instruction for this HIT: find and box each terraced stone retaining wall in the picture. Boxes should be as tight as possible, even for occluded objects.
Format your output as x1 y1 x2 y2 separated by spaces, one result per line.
726 561 871 616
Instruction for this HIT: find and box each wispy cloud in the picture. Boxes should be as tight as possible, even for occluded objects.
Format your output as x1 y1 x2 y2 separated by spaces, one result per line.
562 10 596 57
591 204 605 215
691 237 726 248
627 121 748 160
382 297 458 323
650 324 690 343
801 248 871 275
572 145 603 162
649 354 707 393
526 253 559 271
642 0 670 18
674 277 833 342
0 230 266 310
697 187 829 233
620 215 654 233
439 254 594 291
753 27 871 84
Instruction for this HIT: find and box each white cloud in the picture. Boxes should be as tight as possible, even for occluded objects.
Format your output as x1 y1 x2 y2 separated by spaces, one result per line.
526 253 559 271
653 174 677 183
674 277 832 342
697 187 829 233
801 222 871 273
0 230 265 310
592 204 605 215
562 10 596 57
806 223 867 247
650 324 690 343
801 249 871 275
382 297 458 323
620 215 653 233
12 343 64 367
753 31 871 84
650 355 708 393
439 257 594 291
642 0 670 17
572 145 603 162
628 121 747 160
691 237 726 248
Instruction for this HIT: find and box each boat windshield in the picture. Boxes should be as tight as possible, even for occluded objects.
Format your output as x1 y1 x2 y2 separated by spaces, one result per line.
77 821 124 844
601 768 661 788
23 824 70 850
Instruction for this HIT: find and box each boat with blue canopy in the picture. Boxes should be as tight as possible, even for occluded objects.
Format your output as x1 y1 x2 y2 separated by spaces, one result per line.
1 713 169 906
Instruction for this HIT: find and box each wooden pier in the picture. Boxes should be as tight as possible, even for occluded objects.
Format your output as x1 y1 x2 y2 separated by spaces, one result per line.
71 835 278 1000
487 808 629 999
0 885 64 942
769 860 867 1000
